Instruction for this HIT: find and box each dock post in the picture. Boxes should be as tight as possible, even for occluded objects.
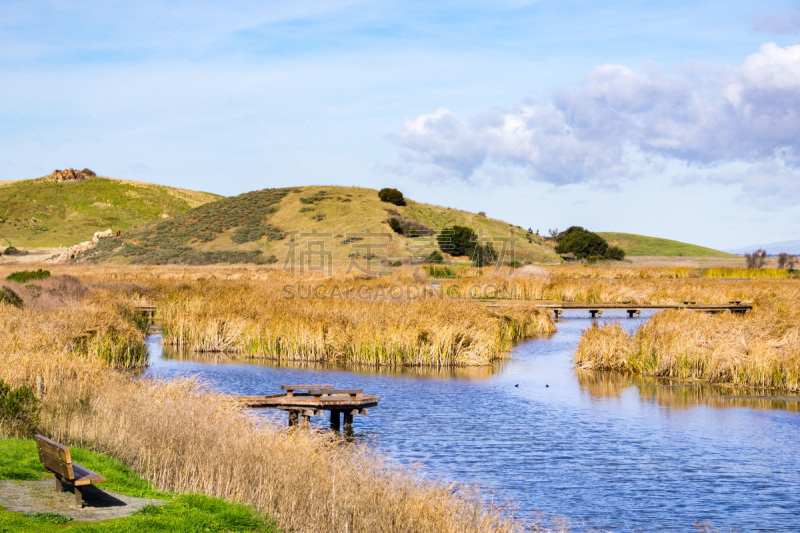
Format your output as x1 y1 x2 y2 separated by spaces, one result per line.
288 411 298 427
343 411 354 435
590 310 602 319
627 310 636 318
330 410 341 431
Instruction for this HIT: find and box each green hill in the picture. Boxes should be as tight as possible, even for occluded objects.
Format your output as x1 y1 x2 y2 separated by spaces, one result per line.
0 175 221 249
78 185 561 265
598 232 735 258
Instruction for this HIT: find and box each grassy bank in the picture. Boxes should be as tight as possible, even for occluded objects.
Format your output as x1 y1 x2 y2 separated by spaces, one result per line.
0 438 279 532
0 271 526 532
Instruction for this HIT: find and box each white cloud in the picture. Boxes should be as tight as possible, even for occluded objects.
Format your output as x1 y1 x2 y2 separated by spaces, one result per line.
391 43 800 198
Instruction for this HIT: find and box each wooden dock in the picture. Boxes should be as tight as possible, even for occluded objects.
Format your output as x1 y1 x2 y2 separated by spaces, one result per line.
482 300 752 318
236 384 380 434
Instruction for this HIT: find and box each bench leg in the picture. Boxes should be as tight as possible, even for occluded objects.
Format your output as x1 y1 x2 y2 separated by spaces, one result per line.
54 476 63 493
75 485 84 507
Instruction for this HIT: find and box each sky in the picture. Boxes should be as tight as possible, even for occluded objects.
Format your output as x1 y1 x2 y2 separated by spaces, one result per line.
2 0 799 250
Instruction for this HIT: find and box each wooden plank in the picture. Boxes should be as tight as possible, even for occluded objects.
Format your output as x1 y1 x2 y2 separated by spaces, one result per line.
72 462 106 486
35 435 70 464
37 450 73 480
308 389 362 396
35 435 73 480
281 384 334 391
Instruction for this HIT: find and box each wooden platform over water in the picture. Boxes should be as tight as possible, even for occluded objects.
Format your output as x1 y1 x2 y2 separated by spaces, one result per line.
236 384 380 433
482 300 752 318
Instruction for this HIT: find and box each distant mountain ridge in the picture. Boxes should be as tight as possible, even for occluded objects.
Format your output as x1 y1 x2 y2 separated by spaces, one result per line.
726 239 800 255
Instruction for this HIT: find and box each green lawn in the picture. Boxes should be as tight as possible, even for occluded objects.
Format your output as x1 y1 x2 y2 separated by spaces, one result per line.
0 439 280 532
597 232 736 258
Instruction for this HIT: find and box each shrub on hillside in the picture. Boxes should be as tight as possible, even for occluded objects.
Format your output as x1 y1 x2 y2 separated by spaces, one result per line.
0 286 23 308
81 168 97 177
437 225 477 257
471 243 498 267
426 250 444 263
3 246 24 256
555 227 625 261
386 216 434 236
7 269 50 283
378 188 406 206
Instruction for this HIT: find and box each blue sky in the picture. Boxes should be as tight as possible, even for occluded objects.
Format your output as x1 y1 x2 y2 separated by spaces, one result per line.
2 0 799 249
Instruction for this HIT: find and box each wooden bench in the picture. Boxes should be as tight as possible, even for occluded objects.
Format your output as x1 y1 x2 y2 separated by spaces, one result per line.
35 435 106 507
308 389 363 400
280 384 333 397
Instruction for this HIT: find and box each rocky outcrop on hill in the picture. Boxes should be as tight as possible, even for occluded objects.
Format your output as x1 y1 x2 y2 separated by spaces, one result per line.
41 168 91 183
50 229 114 263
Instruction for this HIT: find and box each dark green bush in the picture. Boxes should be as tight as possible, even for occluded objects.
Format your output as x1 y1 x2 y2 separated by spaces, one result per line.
0 286 23 308
426 250 444 263
0 379 40 437
81 168 97 177
388 218 402 234
554 228 625 260
7 269 50 283
437 226 477 257
2 246 24 256
605 246 626 260
471 243 498 267
555 230 608 259
378 188 406 206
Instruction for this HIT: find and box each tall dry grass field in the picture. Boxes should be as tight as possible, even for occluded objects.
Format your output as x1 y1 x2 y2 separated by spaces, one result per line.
0 273 532 532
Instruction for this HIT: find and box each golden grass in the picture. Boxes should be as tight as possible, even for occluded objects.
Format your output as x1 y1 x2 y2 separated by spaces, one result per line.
574 302 800 391
0 277 532 533
156 276 556 366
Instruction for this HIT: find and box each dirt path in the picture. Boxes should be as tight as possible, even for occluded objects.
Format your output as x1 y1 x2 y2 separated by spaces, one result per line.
0 479 166 521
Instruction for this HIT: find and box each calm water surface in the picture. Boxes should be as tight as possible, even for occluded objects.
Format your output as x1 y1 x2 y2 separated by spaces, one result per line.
144 312 800 531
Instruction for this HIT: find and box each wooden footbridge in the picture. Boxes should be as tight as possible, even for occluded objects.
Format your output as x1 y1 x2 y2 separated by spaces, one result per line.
482 300 752 318
236 384 379 434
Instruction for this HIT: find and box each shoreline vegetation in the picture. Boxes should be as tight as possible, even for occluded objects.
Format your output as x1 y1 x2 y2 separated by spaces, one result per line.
0 270 530 532
1 263 798 532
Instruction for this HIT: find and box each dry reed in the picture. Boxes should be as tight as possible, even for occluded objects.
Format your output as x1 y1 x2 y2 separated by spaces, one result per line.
574 303 800 392
0 269 541 532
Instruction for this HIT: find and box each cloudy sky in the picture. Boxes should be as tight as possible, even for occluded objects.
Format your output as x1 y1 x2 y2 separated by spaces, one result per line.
2 1 799 249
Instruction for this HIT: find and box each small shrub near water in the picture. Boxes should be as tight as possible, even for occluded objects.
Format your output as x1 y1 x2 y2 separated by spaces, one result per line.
0 380 40 438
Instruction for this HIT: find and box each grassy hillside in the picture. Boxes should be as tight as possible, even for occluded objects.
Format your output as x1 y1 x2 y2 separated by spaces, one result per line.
0 176 221 248
598 232 736 258
79 185 561 265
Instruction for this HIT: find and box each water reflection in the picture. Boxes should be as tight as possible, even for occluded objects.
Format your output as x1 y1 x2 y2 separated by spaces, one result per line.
576 368 800 412
158 342 502 380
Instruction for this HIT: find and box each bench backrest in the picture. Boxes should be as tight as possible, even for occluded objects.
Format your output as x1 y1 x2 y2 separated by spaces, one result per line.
281 384 334 392
35 434 74 481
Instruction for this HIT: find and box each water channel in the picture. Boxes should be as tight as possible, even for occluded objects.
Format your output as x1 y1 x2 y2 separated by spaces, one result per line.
144 311 800 531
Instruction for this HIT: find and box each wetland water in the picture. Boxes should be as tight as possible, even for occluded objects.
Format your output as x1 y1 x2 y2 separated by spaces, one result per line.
144 312 800 531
